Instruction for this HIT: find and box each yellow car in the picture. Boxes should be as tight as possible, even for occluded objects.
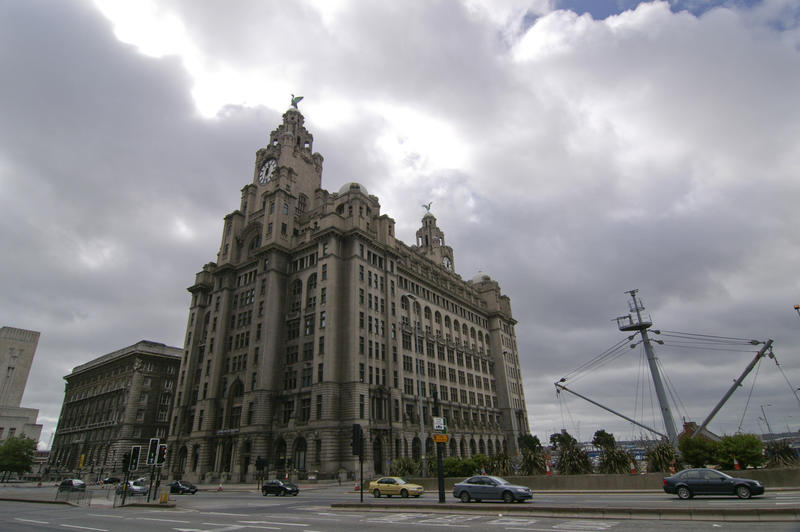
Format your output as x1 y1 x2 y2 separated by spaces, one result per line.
368 476 424 498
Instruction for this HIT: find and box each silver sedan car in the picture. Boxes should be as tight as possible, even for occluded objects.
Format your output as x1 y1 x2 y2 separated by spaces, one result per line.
452 475 533 503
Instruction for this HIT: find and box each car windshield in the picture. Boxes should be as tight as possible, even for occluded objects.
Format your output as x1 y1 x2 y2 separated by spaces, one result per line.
396 479 408 485
183 481 195 487
489 476 509 485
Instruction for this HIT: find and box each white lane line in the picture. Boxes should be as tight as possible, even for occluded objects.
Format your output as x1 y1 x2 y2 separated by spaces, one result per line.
239 521 309 527
87 514 125 519
60 525 109 532
15 518 49 524
137 517 191 523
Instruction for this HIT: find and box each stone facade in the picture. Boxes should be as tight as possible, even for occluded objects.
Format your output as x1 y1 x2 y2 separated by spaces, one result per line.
167 107 529 484
48 340 180 480
0 326 42 442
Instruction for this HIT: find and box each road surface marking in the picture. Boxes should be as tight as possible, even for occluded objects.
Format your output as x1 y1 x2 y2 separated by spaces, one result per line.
60 525 109 532
15 519 49 525
238 520 308 527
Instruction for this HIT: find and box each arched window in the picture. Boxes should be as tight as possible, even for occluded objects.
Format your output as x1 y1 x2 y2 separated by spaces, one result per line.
424 307 432 320
444 316 451 329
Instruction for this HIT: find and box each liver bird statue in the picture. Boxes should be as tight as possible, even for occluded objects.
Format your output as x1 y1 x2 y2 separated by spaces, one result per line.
422 202 432 213
291 94 304 109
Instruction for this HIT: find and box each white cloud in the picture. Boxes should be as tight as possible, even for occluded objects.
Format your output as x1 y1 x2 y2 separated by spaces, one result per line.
2 0 800 450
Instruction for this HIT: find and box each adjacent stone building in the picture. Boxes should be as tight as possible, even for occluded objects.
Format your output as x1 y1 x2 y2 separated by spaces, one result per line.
168 105 528 483
0 326 42 443
48 341 180 479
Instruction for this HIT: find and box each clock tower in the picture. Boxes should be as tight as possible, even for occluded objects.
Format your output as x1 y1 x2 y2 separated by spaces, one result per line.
415 209 454 272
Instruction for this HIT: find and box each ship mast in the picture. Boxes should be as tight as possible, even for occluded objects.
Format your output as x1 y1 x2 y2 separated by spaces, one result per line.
615 289 679 445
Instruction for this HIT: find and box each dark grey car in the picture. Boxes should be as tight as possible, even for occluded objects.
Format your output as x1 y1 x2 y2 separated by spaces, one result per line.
452 475 533 503
663 468 764 499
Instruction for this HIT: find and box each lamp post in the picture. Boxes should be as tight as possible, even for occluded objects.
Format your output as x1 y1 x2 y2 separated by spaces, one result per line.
405 294 426 477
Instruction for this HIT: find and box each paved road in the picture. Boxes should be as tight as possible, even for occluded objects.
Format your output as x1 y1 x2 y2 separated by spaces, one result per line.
1 498 798 532
0 484 797 531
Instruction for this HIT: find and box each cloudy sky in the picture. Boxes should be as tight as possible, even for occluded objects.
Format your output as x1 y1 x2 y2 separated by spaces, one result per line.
2 0 799 451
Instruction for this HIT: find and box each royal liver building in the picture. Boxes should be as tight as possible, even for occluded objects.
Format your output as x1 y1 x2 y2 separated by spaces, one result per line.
168 103 528 483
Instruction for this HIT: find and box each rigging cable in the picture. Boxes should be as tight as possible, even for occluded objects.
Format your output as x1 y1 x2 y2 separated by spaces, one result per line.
736 357 762 433
656 357 691 426
559 336 634 384
769 349 800 409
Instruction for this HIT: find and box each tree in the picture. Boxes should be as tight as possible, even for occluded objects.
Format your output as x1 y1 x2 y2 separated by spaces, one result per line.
488 452 511 476
518 434 542 454
678 436 718 468
520 448 547 475
591 430 632 474
715 433 764 470
765 439 799 468
0 436 37 481
592 430 616 450
549 431 578 451
646 441 677 473
443 456 473 477
389 456 419 477
550 430 591 474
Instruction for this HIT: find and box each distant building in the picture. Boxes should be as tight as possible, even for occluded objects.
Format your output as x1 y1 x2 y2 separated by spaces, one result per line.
168 105 529 483
0 326 42 442
48 341 180 480
679 421 721 442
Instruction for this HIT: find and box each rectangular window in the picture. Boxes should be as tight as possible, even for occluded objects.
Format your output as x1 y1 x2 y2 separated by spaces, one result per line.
317 362 324 383
316 395 323 420
283 401 294 423
320 311 326 328
359 394 365 418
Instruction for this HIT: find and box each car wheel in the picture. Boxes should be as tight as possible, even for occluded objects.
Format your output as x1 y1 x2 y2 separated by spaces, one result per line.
736 486 752 499
459 491 470 503
502 491 514 503
373 489 381 498
677 486 692 500
400 488 408 498
292 492 298 496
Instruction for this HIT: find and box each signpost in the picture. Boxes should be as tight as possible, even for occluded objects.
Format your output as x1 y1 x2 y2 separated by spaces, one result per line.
432 393 446 503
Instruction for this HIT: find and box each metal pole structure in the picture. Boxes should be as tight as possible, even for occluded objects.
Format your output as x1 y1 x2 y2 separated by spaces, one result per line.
359 436 364 504
626 290 679 445
691 339 773 438
555 383 668 439
760 404 774 435
433 390 445 504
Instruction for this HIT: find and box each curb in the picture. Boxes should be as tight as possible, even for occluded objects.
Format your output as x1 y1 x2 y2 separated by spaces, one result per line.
331 502 800 522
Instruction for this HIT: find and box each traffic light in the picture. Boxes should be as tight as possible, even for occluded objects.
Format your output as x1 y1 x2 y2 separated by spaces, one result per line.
122 452 130 471
146 438 159 466
351 424 363 457
156 444 167 466
129 446 141 471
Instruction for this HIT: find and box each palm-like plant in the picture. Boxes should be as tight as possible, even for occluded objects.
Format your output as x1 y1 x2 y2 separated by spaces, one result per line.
646 441 677 473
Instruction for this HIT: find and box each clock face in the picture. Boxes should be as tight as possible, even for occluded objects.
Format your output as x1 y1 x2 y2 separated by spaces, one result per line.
258 158 277 184
443 256 452 271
